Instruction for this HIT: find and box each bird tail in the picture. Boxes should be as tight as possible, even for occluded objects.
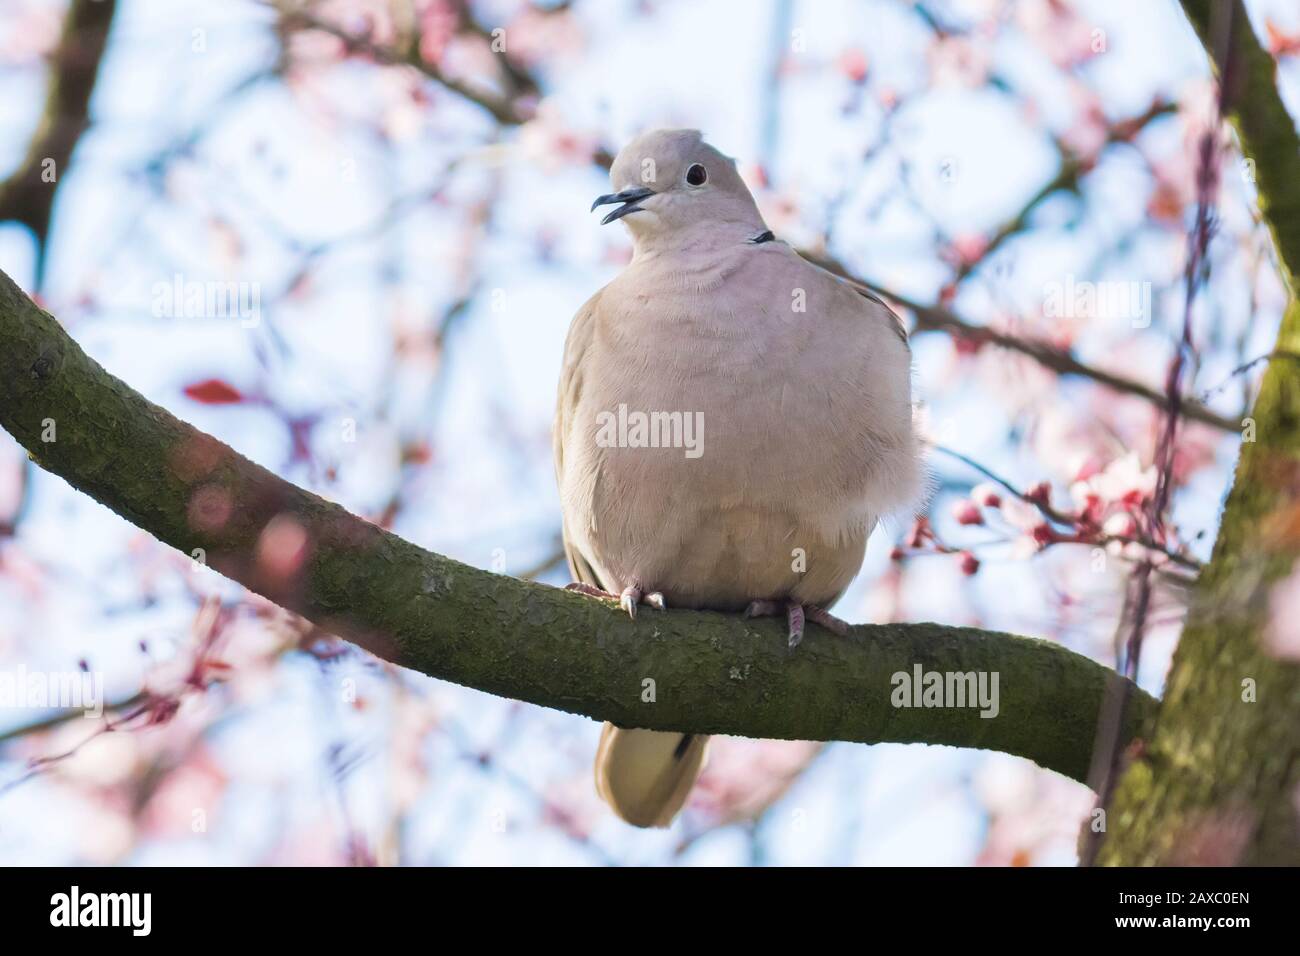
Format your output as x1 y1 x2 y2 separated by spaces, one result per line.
594 723 709 828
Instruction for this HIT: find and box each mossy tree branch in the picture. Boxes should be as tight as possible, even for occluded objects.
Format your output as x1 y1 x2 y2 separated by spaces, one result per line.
0 267 1152 785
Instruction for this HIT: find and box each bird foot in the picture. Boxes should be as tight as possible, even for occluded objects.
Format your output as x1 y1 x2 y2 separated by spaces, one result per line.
565 582 667 620
743 599 849 648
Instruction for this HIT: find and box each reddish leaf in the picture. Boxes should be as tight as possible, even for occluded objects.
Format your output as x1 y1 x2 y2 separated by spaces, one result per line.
184 379 244 405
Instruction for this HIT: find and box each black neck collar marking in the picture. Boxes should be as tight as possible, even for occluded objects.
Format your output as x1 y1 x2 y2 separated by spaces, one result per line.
747 230 776 244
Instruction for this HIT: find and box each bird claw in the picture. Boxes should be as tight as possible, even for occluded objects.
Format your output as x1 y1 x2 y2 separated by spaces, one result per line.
618 586 668 619
620 586 641 619
786 604 805 648
743 599 849 648
568 582 666 620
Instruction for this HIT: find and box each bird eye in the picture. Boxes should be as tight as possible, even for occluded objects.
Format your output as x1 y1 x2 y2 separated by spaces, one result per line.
685 164 707 186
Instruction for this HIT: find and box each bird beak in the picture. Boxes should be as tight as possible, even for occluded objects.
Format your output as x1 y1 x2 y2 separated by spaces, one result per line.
591 186 655 224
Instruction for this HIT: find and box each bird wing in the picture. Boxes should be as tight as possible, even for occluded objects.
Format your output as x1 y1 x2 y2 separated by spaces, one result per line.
554 289 607 591
798 251 911 348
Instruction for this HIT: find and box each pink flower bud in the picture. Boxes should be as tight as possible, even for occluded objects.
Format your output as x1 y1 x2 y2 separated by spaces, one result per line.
970 482 1002 508
952 500 984 526
1025 481 1052 506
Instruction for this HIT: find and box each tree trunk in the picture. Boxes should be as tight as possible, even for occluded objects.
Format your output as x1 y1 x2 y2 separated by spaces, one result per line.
1097 0 1300 866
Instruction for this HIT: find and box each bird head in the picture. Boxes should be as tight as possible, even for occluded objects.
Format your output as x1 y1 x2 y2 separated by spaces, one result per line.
591 129 765 245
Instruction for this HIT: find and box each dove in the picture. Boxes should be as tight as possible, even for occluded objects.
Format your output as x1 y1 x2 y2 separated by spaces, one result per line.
554 129 922 828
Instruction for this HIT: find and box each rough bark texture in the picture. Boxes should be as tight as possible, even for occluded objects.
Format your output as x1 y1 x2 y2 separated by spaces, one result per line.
1096 1 1300 865
0 267 1152 785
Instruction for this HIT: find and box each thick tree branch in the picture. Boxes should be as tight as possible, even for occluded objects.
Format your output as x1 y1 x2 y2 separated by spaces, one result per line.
0 0 117 280
0 267 1153 784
